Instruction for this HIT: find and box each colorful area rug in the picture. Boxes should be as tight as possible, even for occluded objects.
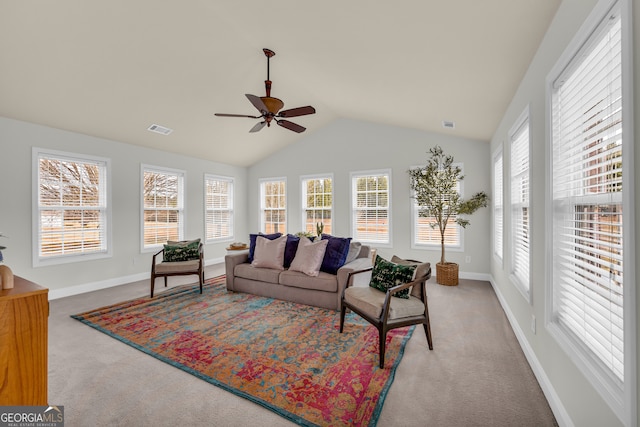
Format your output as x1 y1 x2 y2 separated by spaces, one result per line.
71 276 414 426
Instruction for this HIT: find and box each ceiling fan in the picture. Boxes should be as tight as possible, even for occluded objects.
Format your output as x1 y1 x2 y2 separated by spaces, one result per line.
215 48 316 133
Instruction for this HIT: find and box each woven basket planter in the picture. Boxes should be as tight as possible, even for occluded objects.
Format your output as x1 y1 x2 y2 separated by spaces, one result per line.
436 262 459 286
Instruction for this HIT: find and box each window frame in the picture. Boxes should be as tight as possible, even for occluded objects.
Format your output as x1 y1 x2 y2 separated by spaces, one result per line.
259 177 287 234
141 164 185 252
509 107 531 302
410 163 464 252
492 147 504 263
350 169 392 247
32 147 112 267
204 174 234 243
544 0 636 424
301 174 333 236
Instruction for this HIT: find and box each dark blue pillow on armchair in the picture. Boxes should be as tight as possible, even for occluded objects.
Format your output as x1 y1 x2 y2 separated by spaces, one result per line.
248 232 282 263
320 234 352 274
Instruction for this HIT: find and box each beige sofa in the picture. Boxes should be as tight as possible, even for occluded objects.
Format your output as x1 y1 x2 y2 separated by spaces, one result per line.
225 245 372 311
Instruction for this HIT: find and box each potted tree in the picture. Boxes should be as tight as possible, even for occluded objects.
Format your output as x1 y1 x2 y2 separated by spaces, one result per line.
408 145 488 285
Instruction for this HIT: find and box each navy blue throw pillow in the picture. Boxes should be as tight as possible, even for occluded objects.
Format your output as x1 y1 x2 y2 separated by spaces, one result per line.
320 234 352 274
283 234 301 268
248 232 282 263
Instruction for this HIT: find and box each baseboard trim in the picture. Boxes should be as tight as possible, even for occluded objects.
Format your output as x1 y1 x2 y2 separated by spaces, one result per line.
48 256 225 300
488 275 574 427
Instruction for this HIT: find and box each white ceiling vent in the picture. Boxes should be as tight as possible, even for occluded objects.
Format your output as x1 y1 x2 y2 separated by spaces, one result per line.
147 124 173 135
442 120 456 129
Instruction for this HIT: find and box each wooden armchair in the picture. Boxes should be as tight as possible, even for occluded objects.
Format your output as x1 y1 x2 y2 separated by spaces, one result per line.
150 241 204 297
339 258 433 368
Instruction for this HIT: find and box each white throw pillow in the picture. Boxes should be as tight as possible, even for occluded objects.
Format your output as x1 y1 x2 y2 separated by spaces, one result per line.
251 235 287 270
289 237 329 277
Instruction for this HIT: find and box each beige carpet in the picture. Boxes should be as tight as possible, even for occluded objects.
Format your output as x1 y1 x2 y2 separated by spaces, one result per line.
48 264 557 427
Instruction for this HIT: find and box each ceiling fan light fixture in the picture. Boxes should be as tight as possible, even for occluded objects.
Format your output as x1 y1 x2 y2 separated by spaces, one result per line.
261 97 284 114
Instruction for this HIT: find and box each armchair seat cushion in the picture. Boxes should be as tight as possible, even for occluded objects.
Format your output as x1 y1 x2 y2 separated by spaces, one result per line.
154 259 200 274
344 287 425 320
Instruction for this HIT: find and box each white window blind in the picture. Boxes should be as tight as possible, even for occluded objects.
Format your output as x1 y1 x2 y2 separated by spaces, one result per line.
142 166 184 247
551 4 623 384
352 171 390 244
205 175 233 241
36 151 108 261
511 118 530 293
301 176 333 235
493 151 503 260
260 179 286 234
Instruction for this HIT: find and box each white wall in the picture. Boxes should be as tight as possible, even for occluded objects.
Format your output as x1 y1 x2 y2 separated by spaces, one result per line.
0 117 248 297
247 118 491 277
489 0 639 426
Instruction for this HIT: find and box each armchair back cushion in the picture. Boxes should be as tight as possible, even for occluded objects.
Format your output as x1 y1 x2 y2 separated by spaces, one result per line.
369 255 416 299
390 256 431 299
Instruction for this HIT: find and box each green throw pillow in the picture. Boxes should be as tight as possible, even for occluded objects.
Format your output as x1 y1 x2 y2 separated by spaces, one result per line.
369 255 416 299
163 239 201 262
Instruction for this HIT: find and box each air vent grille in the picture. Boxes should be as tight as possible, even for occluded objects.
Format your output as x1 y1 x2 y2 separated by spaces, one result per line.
147 124 173 135
442 120 455 129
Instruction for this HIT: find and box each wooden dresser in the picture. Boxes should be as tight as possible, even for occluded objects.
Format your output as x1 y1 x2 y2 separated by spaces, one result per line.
0 275 49 405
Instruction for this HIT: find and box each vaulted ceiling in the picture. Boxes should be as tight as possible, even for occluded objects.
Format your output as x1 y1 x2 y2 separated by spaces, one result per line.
0 1 561 166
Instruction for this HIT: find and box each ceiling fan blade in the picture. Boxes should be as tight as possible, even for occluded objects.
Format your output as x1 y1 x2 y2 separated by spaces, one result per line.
246 94 269 114
215 113 262 118
277 119 306 133
278 106 316 118
249 121 267 133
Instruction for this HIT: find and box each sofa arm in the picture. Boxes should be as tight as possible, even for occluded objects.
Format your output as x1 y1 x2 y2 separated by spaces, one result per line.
336 257 374 304
225 252 249 291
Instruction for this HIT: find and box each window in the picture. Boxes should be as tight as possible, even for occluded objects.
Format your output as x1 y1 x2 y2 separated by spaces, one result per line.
260 178 286 234
510 110 530 299
142 165 184 248
547 0 633 421
411 165 462 250
301 175 333 235
205 175 234 242
351 170 391 245
33 148 110 266
493 150 504 261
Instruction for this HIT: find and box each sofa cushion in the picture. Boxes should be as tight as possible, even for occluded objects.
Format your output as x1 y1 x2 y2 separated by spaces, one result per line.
344 287 425 320
369 255 416 299
279 269 338 292
252 235 287 270
248 232 282 263
163 239 200 262
320 234 352 274
234 263 282 284
289 237 328 277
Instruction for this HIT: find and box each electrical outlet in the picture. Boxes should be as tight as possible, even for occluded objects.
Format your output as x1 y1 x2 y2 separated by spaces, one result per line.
465 256 471 263
531 315 536 334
